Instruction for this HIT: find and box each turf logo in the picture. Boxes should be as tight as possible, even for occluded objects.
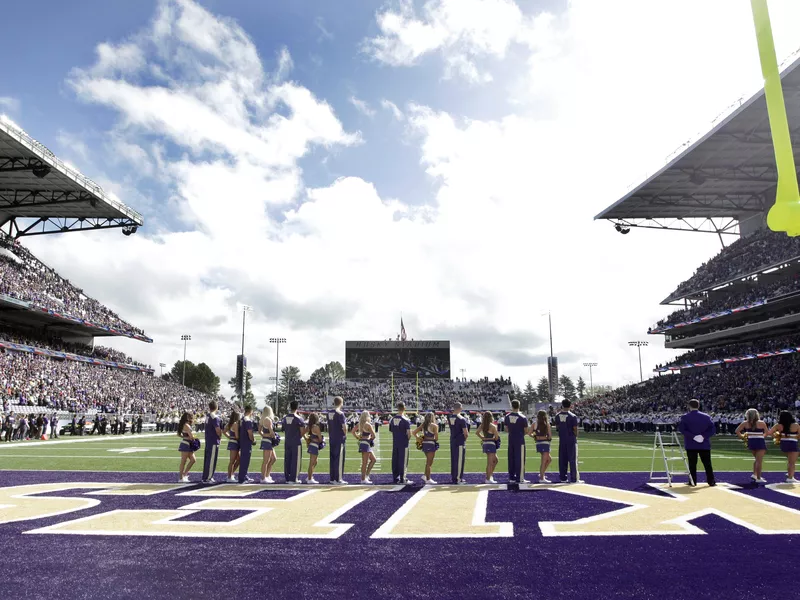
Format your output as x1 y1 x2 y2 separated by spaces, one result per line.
537 483 800 536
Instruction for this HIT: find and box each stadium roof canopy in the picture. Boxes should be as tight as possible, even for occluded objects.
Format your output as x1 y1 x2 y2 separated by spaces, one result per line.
0 117 143 238
595 52 800 236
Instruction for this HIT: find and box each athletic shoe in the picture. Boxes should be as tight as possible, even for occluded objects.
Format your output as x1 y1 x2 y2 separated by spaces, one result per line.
751 474 757 481
179 476 189 483
207 478 216 484
307 478 319 484
425 478 437 485
239 480 252 485
756 477 767 484
361 479 373 485
540 477 551 483
485 477 497 484
456 481 469 485
402 478 412 484
200 479 212 485
570 479 585 484
785 477 798 483
338 480 349 485
226 477 236 483
519 479 530 484
245 477 254 483
459 479 467 483
262 477 274 484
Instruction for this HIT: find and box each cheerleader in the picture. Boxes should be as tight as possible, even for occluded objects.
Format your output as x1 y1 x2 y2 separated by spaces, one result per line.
735 408 769 483
476 411 499 484
413 412 438 485
529 410 553 483
224 412 241 483
304 413 325 484
177 412 196 483
259 406 277 484
769 411 800 483
352 411 376 484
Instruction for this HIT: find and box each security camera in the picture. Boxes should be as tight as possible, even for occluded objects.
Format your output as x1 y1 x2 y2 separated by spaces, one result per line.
614 223 630 235
32 165 51 178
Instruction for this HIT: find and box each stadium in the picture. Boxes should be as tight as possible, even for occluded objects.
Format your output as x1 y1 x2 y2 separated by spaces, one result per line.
5 2 800 599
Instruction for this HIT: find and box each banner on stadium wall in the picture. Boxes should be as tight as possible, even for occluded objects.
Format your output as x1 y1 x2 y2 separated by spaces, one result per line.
649 300 767 334
654 346 800 372
0 340 154 373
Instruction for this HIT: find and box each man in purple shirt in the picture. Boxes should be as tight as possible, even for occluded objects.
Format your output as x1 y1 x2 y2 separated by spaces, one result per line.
504 400 529 484
201 400 222 484
389 401 412 484
328 396 348 484
282 401 307 483
678 399 716 486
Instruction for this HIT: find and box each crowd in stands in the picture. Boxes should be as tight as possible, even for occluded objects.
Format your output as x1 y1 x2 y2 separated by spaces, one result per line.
577 353 800 432
0 324 148 367
0 234 147 338
665 229 800 302
323 377 511 411
656 334 800 370
652 273 800 331
0 348 232 417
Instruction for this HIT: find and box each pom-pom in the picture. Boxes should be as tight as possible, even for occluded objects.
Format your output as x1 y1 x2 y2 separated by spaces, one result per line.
272 434 281 447
189 439 201 452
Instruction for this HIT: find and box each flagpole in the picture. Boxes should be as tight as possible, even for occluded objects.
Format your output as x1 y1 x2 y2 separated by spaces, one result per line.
416 371 419 412
391 372 394 413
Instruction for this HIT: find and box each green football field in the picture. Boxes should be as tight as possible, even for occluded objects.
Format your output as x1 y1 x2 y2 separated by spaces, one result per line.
0 428 790 475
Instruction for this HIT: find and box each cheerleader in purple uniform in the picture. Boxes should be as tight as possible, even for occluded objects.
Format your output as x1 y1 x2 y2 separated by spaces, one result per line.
259 406 277 484
769 411 800 483
476 411 499 484
413 413 439 485
224 412 241 483
352 411 376 484
736 408 769 483
177 412 196 483
304 413 324 484
529 410 553 483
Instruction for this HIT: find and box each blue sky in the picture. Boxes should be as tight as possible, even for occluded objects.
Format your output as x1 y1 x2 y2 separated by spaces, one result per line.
2 0 800 396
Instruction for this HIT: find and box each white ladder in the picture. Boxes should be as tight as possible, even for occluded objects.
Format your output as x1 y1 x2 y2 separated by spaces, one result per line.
649 431 693 487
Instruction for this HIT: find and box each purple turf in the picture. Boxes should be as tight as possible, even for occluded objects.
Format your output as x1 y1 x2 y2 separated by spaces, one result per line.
0 470 793 599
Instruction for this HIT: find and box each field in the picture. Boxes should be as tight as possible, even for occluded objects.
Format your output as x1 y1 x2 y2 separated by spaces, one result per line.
0 428 788 477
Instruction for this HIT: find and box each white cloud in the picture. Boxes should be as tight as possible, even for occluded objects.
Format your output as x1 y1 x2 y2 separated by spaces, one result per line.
349 95 376 117
381 99 404 120
55 130 91 163
363 0 542 83
0 96 20 113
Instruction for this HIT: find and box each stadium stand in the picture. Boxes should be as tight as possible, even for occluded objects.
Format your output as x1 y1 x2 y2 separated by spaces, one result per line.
0 233 148 339
594 51 800 427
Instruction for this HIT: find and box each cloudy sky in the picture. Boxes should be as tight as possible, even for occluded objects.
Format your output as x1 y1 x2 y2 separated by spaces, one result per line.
3 0 800 397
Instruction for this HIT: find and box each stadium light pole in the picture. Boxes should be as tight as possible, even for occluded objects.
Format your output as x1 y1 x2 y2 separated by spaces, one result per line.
240 305 253 402
583 362 597 396
181 334 191 386
159 362 166 377
629 341 648 382
268 376 278 408
270 338 286 413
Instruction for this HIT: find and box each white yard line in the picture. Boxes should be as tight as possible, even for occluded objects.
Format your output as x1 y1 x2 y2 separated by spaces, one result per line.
0 433 175 448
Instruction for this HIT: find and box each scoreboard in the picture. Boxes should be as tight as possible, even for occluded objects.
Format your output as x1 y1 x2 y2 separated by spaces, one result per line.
345 341 451 379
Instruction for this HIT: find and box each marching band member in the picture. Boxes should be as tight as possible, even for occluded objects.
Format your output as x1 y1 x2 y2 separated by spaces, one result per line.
201 400 222 484
769 411 800 483
282 401 307 483
353 411 376 484
413 412 438 485
259 405 278 484
476 411 500 484
530 410 552 483
305 413 324 484
736 408 769 484
448 402 469 484
224 411 241 483
504 400 529 484
328 396 348 485
389 401 412 484
237 405 255 484
177 412 197 483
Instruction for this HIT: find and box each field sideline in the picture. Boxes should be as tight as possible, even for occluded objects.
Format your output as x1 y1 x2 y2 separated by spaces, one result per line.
0 428 788 474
